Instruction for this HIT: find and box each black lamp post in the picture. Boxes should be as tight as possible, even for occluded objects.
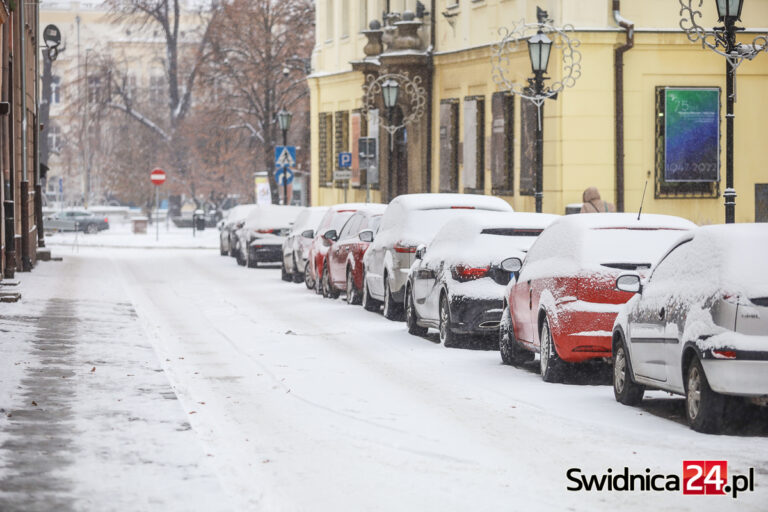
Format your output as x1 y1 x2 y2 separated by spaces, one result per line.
716 0 744 224
277 108 293 205
381 79 399 200
527 30 552 213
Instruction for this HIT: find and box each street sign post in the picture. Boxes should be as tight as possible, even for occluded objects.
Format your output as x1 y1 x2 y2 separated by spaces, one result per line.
358 137 378 202
150 168 165 241
338 152 352 169
275 146 296 204
275 167 294 186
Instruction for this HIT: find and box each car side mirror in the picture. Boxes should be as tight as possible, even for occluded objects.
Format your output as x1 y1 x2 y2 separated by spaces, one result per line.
616 274 642 294
415 244 427 260
500 257 523 273
323 229 338 243
301 229 314 239
358 229 374 243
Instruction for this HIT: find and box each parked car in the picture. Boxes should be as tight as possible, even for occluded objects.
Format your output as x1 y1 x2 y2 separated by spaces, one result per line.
322 204 387 302
361 193 513 320
281 206 329 282
306 203 370 292
235 205 303 268
499 213 696 382
405 212 558 347
45 210 109 234
219 204 257 257
611 224 768 433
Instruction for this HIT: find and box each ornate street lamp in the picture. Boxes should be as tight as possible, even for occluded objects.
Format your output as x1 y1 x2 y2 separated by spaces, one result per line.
362 72 426 200
277 108 293 204
679 0 767 223
492 7 582 213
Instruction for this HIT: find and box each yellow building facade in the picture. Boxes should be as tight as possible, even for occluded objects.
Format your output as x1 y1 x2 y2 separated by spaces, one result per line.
309 0 768 224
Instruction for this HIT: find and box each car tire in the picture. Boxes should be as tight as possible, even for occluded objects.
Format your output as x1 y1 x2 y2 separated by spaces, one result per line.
439 295 459 348
304 261 315 290
499 307 534 366
292 256 303 283
685 357 726 433
613 337 645 406
346 268 361 305
220 241 228 256
281 260 292 282
322 263 340 299
382 277 404 321
406 285 428 336
362 272 380 312
539 318 566 383
228 238 236 258
85 223 99 234
246 249 258 269
236 245 246 267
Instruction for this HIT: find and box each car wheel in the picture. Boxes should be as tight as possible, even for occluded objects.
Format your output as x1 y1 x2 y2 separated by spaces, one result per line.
362 271 380 312
246 249 257 268
539 318 565 383
382 277 404 321
685 357 726 433
85 223 99 234
439 295 459 348
304 261 315 290
281 260 292 282
236 245 246 266
292 256 303 283
322 264 340 299
220 241 228 256
613 337 645 405
228 239 236 258
406 285 428 336
499 307 534 366
346 268 361 305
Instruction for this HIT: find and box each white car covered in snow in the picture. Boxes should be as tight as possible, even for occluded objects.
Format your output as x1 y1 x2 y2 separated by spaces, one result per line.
404 212 558 347
361 193 513 320
235 205 304 268
612 224 768 433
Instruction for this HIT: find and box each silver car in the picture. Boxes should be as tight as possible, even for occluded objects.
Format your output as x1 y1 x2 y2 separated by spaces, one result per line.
612 224 768 433
361 193 513 320
281 206 329 282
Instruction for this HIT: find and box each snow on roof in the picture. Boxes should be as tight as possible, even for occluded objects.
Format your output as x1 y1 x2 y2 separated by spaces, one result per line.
224 204 258 224
356 203 387 215
389 193 513 212
328 203 373 212
555 212 696 232
244 205 304 229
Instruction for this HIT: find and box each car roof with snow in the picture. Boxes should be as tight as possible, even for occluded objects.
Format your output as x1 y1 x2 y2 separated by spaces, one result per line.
224 204 258 224
327 202 372 212
552 212 696 231
244 205 304 229
388 193 513 212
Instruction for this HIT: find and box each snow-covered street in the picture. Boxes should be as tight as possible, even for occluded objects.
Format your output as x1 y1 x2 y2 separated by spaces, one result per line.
1 243 767 511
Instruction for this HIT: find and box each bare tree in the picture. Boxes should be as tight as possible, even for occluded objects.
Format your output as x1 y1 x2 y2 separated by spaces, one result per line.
204 0 314 204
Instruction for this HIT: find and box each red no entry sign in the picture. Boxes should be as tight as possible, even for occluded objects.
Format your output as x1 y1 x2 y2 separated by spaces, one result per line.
150 168 166 186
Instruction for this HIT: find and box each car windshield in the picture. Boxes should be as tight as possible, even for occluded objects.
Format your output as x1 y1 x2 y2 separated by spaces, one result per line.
403 209 478 243
584 227 688 269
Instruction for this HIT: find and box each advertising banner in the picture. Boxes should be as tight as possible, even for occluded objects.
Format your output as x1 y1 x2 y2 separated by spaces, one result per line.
664 88 720 182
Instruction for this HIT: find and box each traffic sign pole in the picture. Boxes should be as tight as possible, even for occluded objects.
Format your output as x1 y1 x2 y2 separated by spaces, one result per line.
150 168 166 241
282 131 288 205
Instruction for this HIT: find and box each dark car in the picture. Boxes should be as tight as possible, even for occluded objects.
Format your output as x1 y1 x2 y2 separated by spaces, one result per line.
404 212 557 347
322 204 386 303
45 210 109 234
234 205 303 267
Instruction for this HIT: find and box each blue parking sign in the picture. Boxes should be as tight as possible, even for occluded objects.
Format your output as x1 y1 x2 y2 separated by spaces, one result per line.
338 152 352 169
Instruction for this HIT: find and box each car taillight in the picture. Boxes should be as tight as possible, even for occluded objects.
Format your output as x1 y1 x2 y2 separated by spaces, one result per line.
712 350 737 360
104 217 109 223
257 229 275 234
394 241 416 253
451 264 490 282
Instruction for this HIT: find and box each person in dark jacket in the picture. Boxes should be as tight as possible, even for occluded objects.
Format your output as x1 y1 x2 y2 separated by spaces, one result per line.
580 186 616 213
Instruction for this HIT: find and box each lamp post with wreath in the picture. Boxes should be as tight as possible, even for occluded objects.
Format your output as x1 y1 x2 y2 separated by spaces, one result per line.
362 72 427 200
492 7 582 213
679 0 767 223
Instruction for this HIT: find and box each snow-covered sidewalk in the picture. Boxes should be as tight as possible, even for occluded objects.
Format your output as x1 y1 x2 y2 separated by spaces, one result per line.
45 220 220 250
0 255 229 511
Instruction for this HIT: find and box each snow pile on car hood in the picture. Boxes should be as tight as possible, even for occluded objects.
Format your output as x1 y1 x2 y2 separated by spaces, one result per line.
244 205 304 230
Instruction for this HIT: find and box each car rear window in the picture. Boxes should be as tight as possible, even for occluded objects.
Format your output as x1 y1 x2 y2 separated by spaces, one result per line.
480 228 543 237
584 227 688 269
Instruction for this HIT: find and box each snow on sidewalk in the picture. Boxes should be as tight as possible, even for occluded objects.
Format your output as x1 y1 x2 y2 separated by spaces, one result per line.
0 256 230 511
45 220 220 250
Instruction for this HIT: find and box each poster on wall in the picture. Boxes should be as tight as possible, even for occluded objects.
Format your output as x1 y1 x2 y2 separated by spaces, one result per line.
664 87 720 182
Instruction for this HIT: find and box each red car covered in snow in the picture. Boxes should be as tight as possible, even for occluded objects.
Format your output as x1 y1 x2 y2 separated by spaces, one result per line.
498 213 695 382
322 204 387 303
305 203 371 293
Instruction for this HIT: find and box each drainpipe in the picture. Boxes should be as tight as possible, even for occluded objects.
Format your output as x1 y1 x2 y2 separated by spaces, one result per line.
425 0 435 193
613 0 633 213
19 1 31 270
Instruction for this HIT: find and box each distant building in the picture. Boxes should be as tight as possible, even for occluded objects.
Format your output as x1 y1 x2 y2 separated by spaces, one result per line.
309 0 768 224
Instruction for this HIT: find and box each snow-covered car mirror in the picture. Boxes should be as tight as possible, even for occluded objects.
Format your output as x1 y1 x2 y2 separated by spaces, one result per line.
414 244 427 260
358 229 374 243
500 257 522 273
323 229 338 243
301 229 314 239
616 274 642 294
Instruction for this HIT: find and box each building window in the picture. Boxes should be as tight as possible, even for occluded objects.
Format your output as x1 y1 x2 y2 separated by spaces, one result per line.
125 75 137 99
654 86 720 199
87 76 102 103
318 112 334 185
462 96 485 193
48 124 62 152
51 76 62 104
439 99 459 192
519 99 537 196
341 0 350 37
149 75 166 103
491 91 514 194
326 0 335 41
334 110 349 187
